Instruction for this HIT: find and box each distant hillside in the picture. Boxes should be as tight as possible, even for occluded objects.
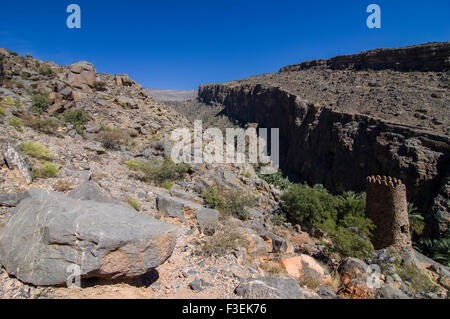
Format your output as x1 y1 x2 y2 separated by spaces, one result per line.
144 88 197 102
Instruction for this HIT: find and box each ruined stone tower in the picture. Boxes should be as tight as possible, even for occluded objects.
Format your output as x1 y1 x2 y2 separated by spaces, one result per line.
366 175 412 250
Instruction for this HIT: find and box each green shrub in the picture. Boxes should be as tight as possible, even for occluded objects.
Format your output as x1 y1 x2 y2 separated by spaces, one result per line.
281 183 339 229
318 218 374 259
271 213 287 226
32 162 59 179
202 185 226 210
63 109 89 135
126 160 139 171
8 117 23 131
0 106 7 117
23 115 60 134
200 219 249 257
282 183 374 258
53 180 73 192
4 96 15 106
19 141 53 161
257 169 293 190
222 190 255 220
162 180 174 190
32 93 50 114
260 261 286 276
408 203 425 237
98 128 131 150
414 237 450 267
395 263 437 292
127 157 189 186
202 185 254 220
38 65 54 77
125 198 140 211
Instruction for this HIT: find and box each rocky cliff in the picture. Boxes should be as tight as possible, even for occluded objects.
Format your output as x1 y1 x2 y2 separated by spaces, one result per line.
198 42 450 237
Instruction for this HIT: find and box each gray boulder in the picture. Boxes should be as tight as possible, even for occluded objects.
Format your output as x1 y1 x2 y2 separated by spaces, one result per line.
234 277 317 299
0 193 20 207
156 193 219 234
68 180 116 204
0 188 177 286
196 208 219 235
260 231 288 253
376 284 411 299
156 194 188 221
2 143 32 184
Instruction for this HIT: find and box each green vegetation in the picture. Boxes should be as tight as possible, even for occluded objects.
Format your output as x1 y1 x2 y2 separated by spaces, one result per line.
0 106 7 117
202 185 255 221
126 157 190 186
125 198 140 211
19 141 53 161
32 162 59 179
53 180 73 192
200 219 249 257
414 237 450 267
242 171 251 178
32 93 50 114
162 180 174 190
8 117 23 131
202 185 226 210
260 261 286 276
98 128 132 150
395 263 437 292
408 203 425 237
23 115 60 134
280 182 374 258
271 213 287 226
4 96 15 106
63 109 89 135
298 275 323 290
257 169 293 190
38 65 54 77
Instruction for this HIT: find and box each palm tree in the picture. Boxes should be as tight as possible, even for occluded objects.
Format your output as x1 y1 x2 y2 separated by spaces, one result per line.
408 203 425 236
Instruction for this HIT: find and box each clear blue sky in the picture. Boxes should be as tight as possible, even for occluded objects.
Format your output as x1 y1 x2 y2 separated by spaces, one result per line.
0 1 448 90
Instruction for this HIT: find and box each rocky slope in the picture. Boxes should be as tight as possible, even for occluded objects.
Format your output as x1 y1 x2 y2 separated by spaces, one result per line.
0 47 448 300
198 42 450 238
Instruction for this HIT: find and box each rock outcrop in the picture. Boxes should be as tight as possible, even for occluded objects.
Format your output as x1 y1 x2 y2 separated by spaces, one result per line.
280 42 450 73
0 188 177 286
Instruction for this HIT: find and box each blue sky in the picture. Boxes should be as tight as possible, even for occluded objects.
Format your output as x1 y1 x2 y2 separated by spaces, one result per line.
0 1 449 90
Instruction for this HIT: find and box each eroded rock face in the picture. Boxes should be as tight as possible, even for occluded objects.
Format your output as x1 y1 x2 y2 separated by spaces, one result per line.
280 42 450 73
0 188 177 286
67 61 96 90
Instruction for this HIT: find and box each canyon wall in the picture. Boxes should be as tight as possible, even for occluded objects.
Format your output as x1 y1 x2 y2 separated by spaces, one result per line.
280 42 450 73
198 83 449 237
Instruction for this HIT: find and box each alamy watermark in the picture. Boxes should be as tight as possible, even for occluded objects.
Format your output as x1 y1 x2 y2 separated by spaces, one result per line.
366 264 382 289
66 4 81 29
170 121 279 175
366 4 381 29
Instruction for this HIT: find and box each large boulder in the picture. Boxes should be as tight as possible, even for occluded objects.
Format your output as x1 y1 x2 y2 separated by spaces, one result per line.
234 277 318 299
0 188 177 286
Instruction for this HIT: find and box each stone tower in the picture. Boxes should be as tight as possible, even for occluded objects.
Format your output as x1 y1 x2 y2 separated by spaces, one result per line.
365 175 412 250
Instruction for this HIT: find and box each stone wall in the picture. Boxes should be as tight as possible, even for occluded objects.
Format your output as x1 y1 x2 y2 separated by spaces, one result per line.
366 175 411 250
